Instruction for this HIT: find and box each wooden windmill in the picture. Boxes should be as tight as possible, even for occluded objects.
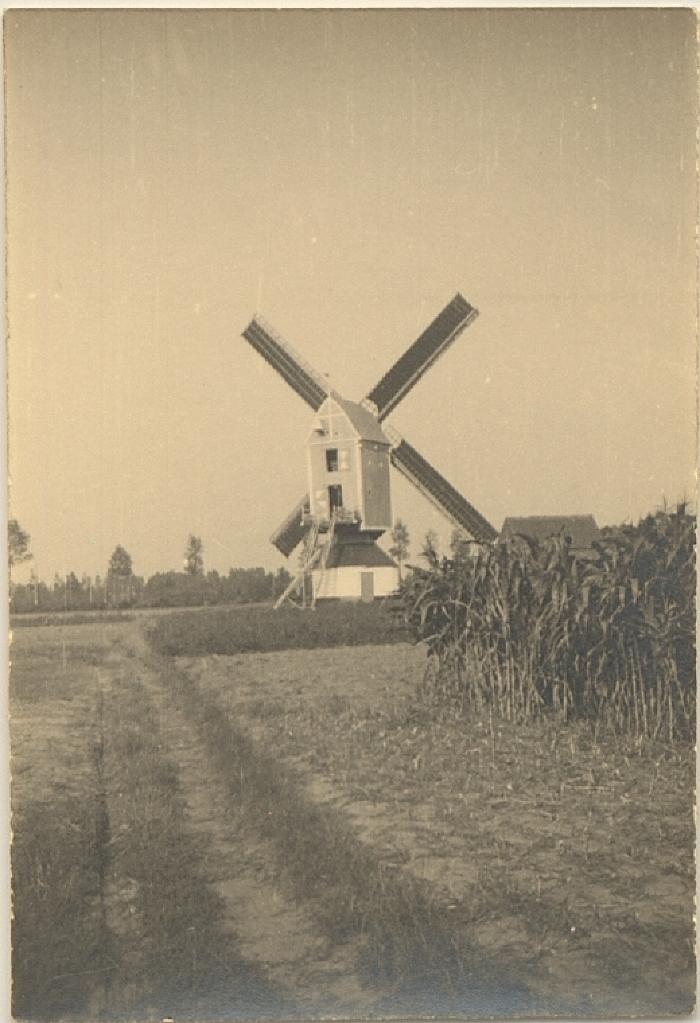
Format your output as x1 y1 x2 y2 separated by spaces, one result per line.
242 294 498 607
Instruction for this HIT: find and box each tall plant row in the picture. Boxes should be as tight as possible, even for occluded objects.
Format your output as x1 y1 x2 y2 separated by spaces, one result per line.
399 510 695 741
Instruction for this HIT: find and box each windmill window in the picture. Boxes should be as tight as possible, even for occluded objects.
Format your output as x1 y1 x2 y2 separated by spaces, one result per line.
326 448 339 472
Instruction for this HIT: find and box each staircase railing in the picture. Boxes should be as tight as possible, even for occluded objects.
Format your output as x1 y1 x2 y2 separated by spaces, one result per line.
273 520 322 609
311 513 336 608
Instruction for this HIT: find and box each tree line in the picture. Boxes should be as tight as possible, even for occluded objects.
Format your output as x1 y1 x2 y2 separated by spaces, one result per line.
9 520 416 614
9 528 294 613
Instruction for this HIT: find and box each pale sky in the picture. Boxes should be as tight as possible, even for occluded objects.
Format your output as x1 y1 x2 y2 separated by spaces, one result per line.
6 8 697 582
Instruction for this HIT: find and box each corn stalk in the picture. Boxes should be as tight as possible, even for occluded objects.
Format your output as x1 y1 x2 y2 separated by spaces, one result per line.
398 509 695 741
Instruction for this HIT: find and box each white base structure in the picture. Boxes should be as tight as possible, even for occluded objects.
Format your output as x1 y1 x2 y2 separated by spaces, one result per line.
312 564 399 602
311 530 400 602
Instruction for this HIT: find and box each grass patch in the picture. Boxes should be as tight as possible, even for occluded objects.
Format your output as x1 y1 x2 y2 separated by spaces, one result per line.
147 600 407 657
11 636 114 1020
11 611 135 628
12 794 113 1020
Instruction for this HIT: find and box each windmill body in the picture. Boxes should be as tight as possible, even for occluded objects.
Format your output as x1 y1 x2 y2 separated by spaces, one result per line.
306 394 392 532
242 294 499 607
305 393 398 601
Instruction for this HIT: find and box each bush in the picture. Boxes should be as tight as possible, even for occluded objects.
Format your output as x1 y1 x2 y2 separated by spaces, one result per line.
399 509 695 740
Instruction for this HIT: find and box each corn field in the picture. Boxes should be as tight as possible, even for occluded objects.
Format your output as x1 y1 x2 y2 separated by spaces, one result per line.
399 509 695 741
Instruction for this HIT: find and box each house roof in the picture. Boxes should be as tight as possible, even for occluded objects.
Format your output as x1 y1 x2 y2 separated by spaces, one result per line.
324 538 397 569
500 515 600 549
326 393 391 445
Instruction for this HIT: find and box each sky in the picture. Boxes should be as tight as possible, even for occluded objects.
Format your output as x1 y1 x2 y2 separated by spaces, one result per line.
6 8 697 582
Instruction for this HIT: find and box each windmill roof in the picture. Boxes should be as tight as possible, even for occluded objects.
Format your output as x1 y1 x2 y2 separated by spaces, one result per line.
324 540 397 569
501 515 600 549
328 393 391 445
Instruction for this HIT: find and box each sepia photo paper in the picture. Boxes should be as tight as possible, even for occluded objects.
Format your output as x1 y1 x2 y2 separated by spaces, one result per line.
5 7 697 1022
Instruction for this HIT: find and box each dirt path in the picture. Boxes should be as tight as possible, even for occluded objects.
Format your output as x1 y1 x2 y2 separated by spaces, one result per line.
134 641 382 1018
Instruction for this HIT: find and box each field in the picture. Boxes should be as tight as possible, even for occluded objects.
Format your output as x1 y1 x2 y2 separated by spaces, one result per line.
147 600 407 655
10 607 695 1019
176 644 695 1016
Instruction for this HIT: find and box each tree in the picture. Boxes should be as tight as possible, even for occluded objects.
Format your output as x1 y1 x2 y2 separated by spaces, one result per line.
52 573 67 610
388 518 411 582
106 546 134 608
8 519 32 571
107 545 133 578
66 572 80 607
184 535 204 576
29 568 40 607
420 530 441 570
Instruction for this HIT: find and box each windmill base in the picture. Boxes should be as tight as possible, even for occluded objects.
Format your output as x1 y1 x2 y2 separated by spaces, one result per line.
312 564 399 602
311 530 399 603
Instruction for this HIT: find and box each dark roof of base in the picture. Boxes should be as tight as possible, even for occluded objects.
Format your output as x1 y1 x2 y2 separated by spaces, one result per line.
500 515 600 548
324 541 397 569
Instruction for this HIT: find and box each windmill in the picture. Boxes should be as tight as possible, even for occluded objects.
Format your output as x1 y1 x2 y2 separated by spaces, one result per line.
242 293 498 607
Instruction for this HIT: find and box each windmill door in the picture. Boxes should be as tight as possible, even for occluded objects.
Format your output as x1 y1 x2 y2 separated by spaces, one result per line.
328 484 343 513
360 572 374 602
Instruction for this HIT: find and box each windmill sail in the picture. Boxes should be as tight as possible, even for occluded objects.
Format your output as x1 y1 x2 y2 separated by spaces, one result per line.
368 293 478 421
243 317 329 411
390 438 497 542
244 295 491 557
270 495 312 557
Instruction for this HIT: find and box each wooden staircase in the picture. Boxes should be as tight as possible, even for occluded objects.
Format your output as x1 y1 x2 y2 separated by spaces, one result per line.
310 514 336 608
273 514 339 610
273 520 322 609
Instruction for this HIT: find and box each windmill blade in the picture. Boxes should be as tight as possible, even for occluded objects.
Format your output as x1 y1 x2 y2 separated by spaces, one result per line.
243 316 329 411
390 436 497 543
367 293 478 421
242 316 326 555
270 495 312 557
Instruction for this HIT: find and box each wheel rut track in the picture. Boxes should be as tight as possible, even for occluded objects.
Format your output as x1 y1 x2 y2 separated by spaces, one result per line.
99 650 292 1021
132 627 542 1019
129 641 382 1018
